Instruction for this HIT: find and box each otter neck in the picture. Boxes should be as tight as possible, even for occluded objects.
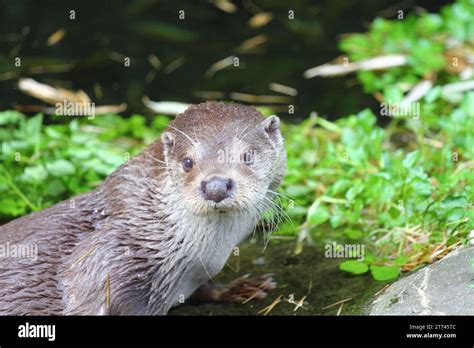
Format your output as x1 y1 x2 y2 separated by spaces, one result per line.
146 173 259 313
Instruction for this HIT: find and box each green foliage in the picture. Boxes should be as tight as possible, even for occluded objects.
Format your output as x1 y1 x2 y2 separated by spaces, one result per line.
340 0 474 94
339 260 369 275
370 265 401 281
0 112 168 219
282 0 474 281
281 93 473 280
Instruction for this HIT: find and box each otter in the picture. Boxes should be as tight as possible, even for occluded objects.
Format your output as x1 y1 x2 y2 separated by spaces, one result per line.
0 101 287 315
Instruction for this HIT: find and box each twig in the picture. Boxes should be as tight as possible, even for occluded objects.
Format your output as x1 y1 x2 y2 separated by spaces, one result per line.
400 78 434 107
70 245 98 269
229 92 293 104
304 54 407 78
269 82 298 96
18 78 90 105
0 166 39 211
336 303 344 316
322 297 352 310
441 79 474 95
142 96 190 115
205 56 235 78
292 295 307 312
257 294 282 315
374 284 390 297
105 273 111 310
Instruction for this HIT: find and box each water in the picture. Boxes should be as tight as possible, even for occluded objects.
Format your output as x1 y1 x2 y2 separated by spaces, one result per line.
0 1 449 119
170 240 388 315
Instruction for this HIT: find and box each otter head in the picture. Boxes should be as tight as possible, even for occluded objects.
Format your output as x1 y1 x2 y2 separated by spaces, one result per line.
160 102 286 216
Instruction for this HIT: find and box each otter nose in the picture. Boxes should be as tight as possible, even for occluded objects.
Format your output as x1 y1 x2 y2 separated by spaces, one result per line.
201 176 234 203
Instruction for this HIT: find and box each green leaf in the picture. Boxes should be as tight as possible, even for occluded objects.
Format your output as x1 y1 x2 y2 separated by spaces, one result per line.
285 185 312 198
370 265 400 281
440 195 467 209
46 179 66 196
394 255 408 266
0 110 23 125
330 214 344 228
340 260 369 275
22 165 48 182
383 86 404 104
0 197 27 216
344 228 363 240
425 86 442 103
25 114 43 137
402 150 420 168
46 159 76 177
287 205 307 219
307 201 330 226
462 92 474 118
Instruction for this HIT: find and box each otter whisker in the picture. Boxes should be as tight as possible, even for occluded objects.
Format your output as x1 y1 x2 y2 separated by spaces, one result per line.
233 122 254 144
167 125 198 146
268 189 294 203
258 194 294 249
147 154 167 165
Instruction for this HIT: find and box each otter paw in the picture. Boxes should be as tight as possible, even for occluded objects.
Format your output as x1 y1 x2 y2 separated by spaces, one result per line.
219 273 277 303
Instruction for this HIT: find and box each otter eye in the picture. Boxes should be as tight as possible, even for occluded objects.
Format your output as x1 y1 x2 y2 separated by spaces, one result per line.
242 151 255 165
182 158 194 172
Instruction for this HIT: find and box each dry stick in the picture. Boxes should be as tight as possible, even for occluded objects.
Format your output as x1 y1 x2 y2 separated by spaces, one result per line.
337 303 344 316
304 54 407 78
374 284 390 297
400 78 434 108
248 12 273 28
239 34 268 51
18 78 91 104
322 297 352 310
70 245 98 269
46 29 66 46
292 296 307 312
18 77 127 114
164 57 185 74
147 54 162 70
421 137 443 149
142 96 190 115
210 0 237 14
241 290 263 304
441 79 474 95
205 56 235 78
105 273 111 310
453 160 473 176
229 92 293 104
257 294 283 316
269 82 298 96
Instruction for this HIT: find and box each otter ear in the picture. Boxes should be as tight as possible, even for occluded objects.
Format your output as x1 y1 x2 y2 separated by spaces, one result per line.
161 132 175 152
262 115 281 136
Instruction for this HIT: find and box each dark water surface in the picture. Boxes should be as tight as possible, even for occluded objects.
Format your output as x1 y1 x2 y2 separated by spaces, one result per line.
0 0 450 120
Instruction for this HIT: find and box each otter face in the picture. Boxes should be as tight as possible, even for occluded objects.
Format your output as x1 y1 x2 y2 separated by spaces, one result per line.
160 102 286 216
